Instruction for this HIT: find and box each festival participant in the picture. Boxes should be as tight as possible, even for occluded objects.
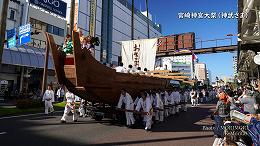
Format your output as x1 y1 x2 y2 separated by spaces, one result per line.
180 90 188 112
190 88 197 107
117 89 135 127
173 88 181 115
163 90 169 117
168 90 175 115
78 28 84 43
154 91 164 122
144 68 148 75
127 65 135 74
42 85 55 115
61 90 78 123
135 91 153 131
79 98 87 117
82 36 95 56
136 67 144 74
114 62 127 73
62 34 73 55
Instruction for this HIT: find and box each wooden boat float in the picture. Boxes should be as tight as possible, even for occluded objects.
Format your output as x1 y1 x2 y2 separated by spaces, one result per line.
46 31 170 105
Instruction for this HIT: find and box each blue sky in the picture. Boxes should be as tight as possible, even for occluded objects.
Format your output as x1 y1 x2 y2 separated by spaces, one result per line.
134 0 238 81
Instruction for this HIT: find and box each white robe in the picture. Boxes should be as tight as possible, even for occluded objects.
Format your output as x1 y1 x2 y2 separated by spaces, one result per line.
117 93 135 126
115 66 127 73
61 92 78 121
155 93 164 121
172 91 181 113
42 90 54 114
162 91 169 117
135 96 153 130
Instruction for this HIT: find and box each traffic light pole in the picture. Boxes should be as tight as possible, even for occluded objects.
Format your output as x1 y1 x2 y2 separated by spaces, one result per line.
0 0 10 65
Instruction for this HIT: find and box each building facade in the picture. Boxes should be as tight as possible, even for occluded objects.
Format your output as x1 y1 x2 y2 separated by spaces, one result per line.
157 55 194 79
66 0 162 64
207 69 212 84
194 63 207 84
1 0 67 96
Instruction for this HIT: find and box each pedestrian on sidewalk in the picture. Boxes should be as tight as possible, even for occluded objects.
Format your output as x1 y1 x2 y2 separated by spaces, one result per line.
61 90 78 123
42 85 55 115
56 85 65 102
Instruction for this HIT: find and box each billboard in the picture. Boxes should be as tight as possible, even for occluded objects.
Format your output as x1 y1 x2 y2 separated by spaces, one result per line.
7 28 16 48
29 0 67 18
157 32 195 53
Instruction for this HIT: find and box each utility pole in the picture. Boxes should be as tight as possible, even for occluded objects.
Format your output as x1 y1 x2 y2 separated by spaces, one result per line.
70 0 76 35
0 0 10 64
145 0 150 38
131 0 134 40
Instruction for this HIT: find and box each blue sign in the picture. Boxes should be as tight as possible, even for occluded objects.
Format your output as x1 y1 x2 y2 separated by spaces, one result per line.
7 28 16 48
29 0 67 18
18 24 31 45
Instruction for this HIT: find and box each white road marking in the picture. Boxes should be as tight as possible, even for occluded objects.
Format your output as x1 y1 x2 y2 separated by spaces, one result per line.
0 132 7 135
0 111 63 120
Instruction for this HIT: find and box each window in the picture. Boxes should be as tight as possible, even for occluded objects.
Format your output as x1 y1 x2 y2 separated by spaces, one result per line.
47 25 53 33
58 28 64 37
53 26 59 35
9 9 15 20
30 18 64 37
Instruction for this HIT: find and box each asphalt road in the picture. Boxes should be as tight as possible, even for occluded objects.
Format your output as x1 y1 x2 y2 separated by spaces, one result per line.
0 104 216 146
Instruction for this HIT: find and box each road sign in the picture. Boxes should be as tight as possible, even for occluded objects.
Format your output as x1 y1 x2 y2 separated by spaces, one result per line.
6 28 16 48
18 24 31 45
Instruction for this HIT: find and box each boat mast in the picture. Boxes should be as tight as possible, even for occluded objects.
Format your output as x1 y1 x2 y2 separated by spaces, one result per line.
131 0 134 40
146 0 150 38
70 0 76 35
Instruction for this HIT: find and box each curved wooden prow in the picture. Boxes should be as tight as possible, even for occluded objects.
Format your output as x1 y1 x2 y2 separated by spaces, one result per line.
46 33 66 85
72 31 116 88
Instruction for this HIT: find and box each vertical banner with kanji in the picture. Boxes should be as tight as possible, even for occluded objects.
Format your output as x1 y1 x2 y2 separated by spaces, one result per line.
121 38 158 71
89 0 97 37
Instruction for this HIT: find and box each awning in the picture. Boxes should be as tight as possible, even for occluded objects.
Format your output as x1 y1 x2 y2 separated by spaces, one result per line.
2 45 54 69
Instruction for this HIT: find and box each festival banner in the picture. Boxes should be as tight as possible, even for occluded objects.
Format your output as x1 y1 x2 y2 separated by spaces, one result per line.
121 38 158 71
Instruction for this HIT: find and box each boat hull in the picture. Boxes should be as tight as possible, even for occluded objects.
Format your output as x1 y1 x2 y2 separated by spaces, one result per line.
46 32 169 105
